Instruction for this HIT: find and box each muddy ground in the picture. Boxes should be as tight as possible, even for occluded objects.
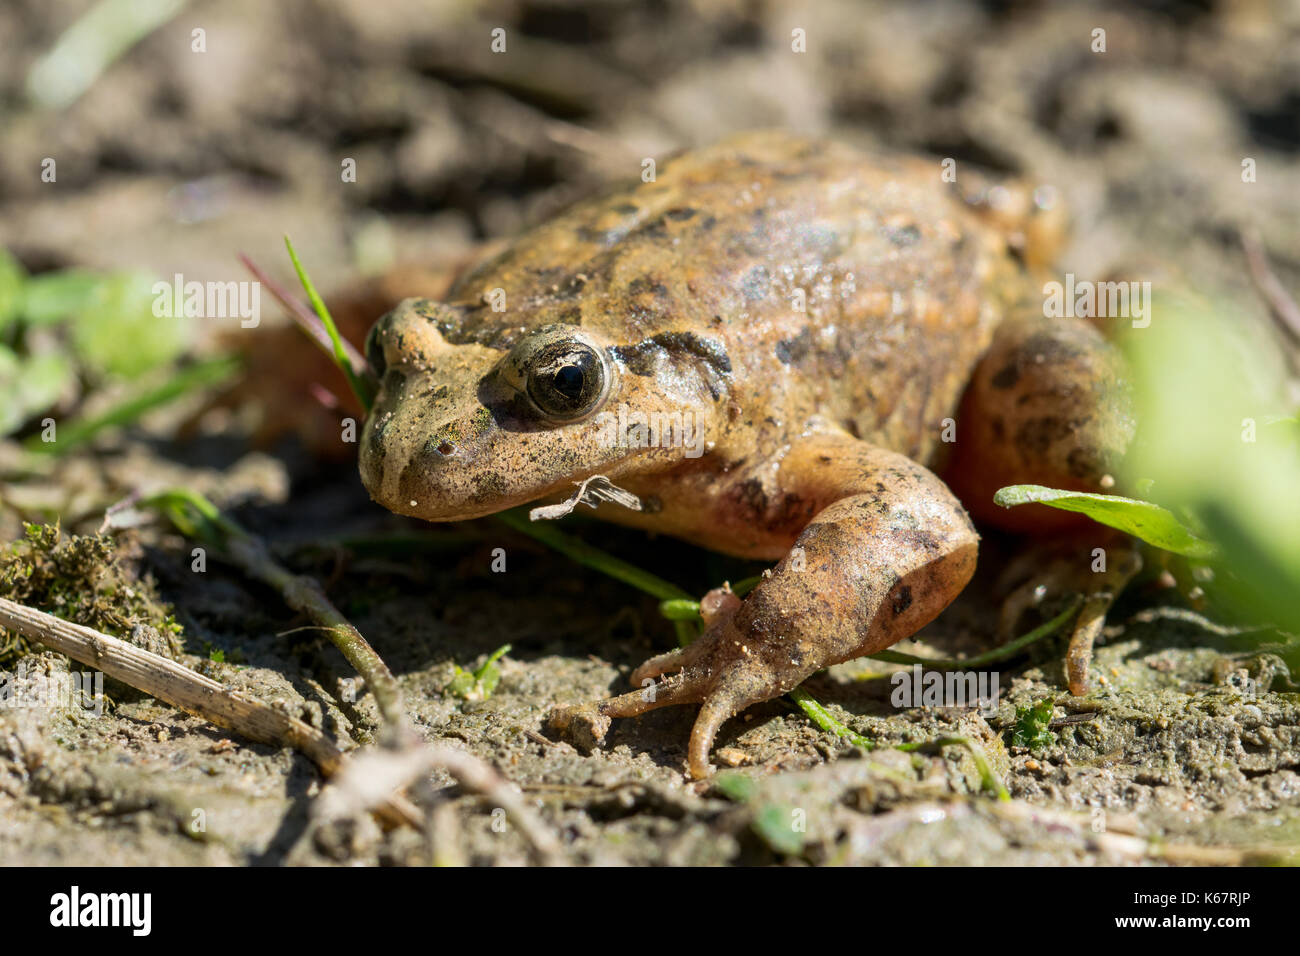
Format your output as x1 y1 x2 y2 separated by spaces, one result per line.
1 0 1299 865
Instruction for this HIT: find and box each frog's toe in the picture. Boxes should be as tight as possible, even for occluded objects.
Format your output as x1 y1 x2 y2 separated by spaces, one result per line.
997 539 1142 695
545 702 611 755
551 622 798 778
545 671 708 754
628 639 712 686
686 669 772 779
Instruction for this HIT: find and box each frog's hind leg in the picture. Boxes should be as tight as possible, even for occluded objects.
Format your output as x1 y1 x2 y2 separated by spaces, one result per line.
944 311 1135 529
945 311 1140 694
551 434 980 779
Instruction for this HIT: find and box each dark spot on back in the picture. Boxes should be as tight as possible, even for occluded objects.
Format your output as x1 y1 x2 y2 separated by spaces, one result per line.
991 362 1020 389
883 223 922 247
612 331 732 381
775 328 813 365
628 276 669 299
1067 445 1100 480
741 265 770 302
891 585 913 616
1016 417 1072 456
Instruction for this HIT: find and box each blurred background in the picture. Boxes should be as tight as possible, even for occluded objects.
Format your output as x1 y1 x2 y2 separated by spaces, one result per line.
2 0 1298 305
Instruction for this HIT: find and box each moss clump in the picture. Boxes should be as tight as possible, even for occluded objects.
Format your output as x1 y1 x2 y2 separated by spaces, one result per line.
1007 699 1057 751
0 523 183 669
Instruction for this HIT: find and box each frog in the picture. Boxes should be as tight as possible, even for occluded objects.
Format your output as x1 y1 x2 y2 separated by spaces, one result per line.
357 131 1136 780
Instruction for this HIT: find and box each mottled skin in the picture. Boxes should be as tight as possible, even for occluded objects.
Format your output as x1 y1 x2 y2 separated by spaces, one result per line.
359 132 1133 779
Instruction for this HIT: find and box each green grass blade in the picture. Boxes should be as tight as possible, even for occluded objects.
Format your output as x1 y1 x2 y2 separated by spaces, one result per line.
26 0 189 109
867 597 1082 669
494 509 691 602
283 235 374 412
24 355 239 455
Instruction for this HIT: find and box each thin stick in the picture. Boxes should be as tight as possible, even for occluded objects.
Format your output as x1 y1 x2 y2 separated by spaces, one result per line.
1241 227 1300 345
0 596 565 859
143 489 406 732
0 595 343 775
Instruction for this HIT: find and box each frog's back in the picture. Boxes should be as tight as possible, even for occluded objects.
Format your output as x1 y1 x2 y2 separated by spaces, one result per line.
441 131 1023 465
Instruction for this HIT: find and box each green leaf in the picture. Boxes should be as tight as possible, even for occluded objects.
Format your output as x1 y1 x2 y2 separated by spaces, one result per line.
751 803 806 856
0 248 27 334
713 772 758 803
473 643 511 699
446 667 476 699
21 269 104 325
0 347 76 436
993 484 1218 560
23 355 238 454
446 644 512 701
284 236 374 411
69 272 193 378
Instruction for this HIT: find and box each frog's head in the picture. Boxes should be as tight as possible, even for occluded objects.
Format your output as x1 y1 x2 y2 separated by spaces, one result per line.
359 298 718 521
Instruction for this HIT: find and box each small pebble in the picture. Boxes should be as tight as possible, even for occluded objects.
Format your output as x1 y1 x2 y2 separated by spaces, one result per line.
715 747 749 767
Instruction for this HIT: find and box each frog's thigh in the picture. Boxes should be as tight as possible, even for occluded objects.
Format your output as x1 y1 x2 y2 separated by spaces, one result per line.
744 436 980 665
944 313 1134 531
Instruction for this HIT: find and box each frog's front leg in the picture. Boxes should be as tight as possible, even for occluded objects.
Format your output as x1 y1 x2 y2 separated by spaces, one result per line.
547 433 979 779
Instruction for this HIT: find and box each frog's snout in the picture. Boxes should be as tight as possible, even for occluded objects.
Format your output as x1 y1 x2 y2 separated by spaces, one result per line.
359 364 506 522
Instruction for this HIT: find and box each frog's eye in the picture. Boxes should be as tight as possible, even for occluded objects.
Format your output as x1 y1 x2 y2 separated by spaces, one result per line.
524 339 609 423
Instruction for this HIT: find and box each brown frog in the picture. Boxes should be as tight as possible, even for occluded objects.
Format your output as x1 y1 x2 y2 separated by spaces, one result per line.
358 131 1134 779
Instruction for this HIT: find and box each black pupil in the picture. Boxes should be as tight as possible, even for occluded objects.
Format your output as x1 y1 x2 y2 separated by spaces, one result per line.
552 359 586 400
